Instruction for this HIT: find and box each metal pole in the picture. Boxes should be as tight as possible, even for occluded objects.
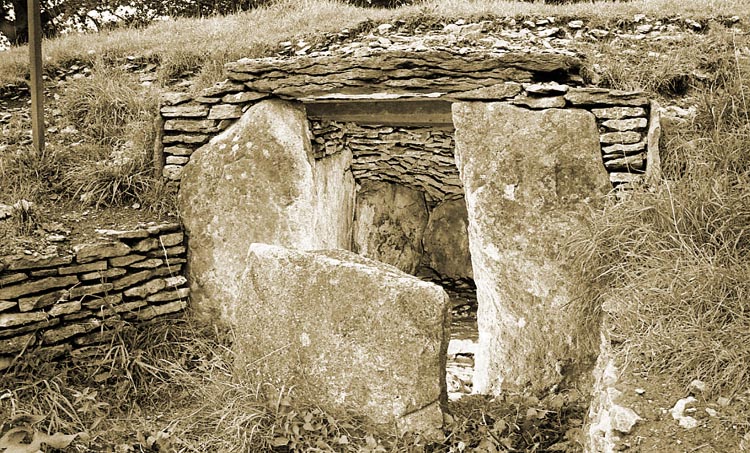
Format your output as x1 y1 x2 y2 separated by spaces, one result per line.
28 0 44 154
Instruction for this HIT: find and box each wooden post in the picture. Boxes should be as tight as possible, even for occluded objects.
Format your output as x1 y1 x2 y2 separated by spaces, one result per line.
28 0 44 154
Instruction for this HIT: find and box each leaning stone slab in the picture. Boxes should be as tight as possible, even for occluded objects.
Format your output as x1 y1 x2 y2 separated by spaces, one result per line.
179 99 322 321
233 244 450 439
453 103 609 395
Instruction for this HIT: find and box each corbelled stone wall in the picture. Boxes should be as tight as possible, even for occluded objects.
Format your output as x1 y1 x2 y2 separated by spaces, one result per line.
0 223 188 369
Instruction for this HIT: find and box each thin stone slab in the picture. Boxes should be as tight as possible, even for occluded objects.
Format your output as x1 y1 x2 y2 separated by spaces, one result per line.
233 244 450 440
452 103 610 395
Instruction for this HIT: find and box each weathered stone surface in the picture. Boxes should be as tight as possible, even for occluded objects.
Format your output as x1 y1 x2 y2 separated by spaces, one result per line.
450 82 522 100
179 99 323 321
208 104 243 120
132 238 159 252
0 333 35 353
524 81 569 95
3 254 73 271
602 140 647 156
0 272 28 286
353 180 428 274
609 172 644 185
564 88 649 106
131 299 187 321
160 92 192 106
226 50 582 98
160 104 209 118
0 275 79 300
232 244 450 439
199 80 246 97
112 270 152 290
164 119 219 134
512 94 566 109
314 149 355 249
58 260 107 275
591 106 646 119
0 301 16 312
165 156 189 165
148 246 186 258
74 242 130 264
163 146 195 156
69 283 113 298
423 199 472 279
80 267 128 281
0 311 48 328
95 228 150 239
18 290 68 312
130 258 164 269
162 133 209 145
109 255 144 267
146 287 190 302
124 279 166 298
452 103 609 395
599 131 642 145
601 118 647 131
48 301 82 317
604 153 646 171
42 321 99 344
222 91 267 103
159 232 183 247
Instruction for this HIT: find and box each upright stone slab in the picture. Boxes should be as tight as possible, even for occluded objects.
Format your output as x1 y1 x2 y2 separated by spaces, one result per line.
452 103 610 395
353 180 428 274
179 100 319 321
233 243 450 439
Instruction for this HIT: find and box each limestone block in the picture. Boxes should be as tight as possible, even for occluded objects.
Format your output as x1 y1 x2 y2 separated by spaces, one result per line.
512 94 567 109
164 119 218 134
0 311 47 328
18 290 68 312
178 99 322 321
162 134 209 145
208 104 243 120
353 180 428 274
423 199 472 280
69 283 113 298
600 131 642 145
232 244 450 439
601 118 647 131
131 299 186 321
452 103 610 395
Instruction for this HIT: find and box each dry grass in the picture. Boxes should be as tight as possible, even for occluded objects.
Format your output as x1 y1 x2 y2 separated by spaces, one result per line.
567 30 750 395
0 0 748 88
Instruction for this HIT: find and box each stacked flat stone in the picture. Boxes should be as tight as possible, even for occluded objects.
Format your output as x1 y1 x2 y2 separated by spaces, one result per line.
0 222 188 369
311 121 462 205
158 81 268 186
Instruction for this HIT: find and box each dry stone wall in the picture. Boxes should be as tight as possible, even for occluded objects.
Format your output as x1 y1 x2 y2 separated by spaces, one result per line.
0 223 188 369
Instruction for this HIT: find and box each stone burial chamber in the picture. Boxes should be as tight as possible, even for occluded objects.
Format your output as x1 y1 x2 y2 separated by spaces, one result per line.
171 44 662 437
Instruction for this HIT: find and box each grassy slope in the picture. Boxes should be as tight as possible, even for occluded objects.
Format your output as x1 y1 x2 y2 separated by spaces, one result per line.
0 0 748 88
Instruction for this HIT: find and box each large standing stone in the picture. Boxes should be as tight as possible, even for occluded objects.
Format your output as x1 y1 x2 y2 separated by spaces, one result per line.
353 181 428 274
452 103 610 395
233 243 450 439
179 100 320 321
422 199 473 279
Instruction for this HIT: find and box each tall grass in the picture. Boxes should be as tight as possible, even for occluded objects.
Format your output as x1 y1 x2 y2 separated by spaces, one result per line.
568 32 750 395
